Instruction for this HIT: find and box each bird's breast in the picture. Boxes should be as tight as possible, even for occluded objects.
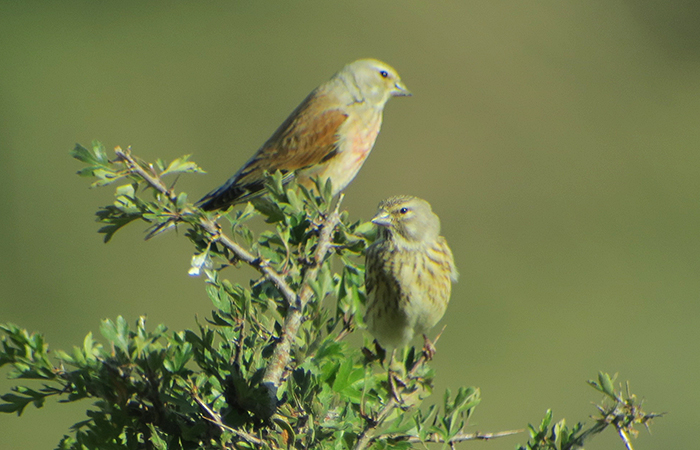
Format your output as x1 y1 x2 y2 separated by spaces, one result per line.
299 108 383 194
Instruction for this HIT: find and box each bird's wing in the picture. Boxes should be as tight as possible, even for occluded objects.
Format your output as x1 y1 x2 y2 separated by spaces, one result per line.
438 237 459 282
229 94 347 193
197 91 349 210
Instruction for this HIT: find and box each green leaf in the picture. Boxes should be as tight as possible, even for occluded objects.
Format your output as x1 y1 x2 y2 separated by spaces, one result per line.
252 197 285 223
539 409 553 431
70 143 95 164
115 183 135 198
322 177 333 203
285 187 304 212
353 220 376 239
91 140 109 164
100 316 130 353
0 393 34 415
161 155 205 177
598 371 616 399
332 357 363 394
147 423 169 450
82 332 98 362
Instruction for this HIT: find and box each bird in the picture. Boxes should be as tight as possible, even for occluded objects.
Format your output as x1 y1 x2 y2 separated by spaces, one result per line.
364 195 458 350
197 58 411 211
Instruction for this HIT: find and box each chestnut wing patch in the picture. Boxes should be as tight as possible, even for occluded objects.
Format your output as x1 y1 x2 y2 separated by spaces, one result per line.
198 92 348 210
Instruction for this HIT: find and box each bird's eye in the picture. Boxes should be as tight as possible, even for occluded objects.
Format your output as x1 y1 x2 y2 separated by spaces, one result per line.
379 70 389 78
399 207 409 214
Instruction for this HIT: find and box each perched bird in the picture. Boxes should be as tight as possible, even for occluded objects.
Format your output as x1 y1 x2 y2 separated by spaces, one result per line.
364 196 458 349
198 58 411 211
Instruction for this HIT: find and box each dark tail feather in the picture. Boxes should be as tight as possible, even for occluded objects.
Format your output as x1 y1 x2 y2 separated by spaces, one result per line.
197 180 267 211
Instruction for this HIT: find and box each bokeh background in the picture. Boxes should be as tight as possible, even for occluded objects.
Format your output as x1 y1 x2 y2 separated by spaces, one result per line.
2 2 699 448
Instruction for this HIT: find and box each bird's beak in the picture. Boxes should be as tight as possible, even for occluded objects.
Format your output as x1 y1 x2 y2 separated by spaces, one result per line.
392 80 412 97
371 211 392 227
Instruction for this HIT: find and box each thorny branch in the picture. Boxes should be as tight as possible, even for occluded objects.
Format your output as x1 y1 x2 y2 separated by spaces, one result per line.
261 195 343 412
351 331 519 450
115 147 179 204
353 344 521 450
115 146 344 416
115 147 298 307
112 147 536 447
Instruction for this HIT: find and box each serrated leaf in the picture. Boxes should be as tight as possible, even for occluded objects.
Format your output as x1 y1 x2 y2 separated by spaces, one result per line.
286 187 304 212
100 317 130 353
82 332 97 362
115 184 135 198
598 371 616 399
161 155 205 177
70 143 94 164
91 141 108 164
0 394 33 415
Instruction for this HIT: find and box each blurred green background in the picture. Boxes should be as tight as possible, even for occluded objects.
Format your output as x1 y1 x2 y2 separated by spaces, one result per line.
2 1 699 448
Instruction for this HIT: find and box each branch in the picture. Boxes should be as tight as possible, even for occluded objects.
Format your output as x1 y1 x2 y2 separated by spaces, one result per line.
401 429 523 444
260 196 344 411
197 219 298 306
115 147 178 204
191 388 264 446
114 146 298 307
354 342 436 450
116 146 345 416
616 425 634 450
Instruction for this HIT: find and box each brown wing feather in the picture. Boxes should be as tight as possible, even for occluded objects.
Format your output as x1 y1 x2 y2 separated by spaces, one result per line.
198 90 349 210
235 91 348 186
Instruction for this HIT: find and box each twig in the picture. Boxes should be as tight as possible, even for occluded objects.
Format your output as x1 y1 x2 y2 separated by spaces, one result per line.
114 146 298 307
116 146 343 416
260 196 344 413
354 338 438 450
191 389 264 446
399 429 524 444
353 386 403 449
197 219 298 306
616 425 634 450
115 147 178 204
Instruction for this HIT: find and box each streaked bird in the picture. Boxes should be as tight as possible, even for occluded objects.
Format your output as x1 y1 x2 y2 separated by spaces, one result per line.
198 58 411 211
364 195 458 349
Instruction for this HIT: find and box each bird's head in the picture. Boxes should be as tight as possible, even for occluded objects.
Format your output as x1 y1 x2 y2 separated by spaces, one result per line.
338 59 411 106
371 195 440 245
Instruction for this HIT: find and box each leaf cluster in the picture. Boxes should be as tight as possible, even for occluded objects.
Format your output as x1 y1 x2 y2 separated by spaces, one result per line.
1 142 484 449
0 142 662 450
518 372 664 450
71 142 204 242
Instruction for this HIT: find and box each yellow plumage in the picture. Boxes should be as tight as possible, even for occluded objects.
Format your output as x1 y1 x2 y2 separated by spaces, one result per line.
364 196 458 348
